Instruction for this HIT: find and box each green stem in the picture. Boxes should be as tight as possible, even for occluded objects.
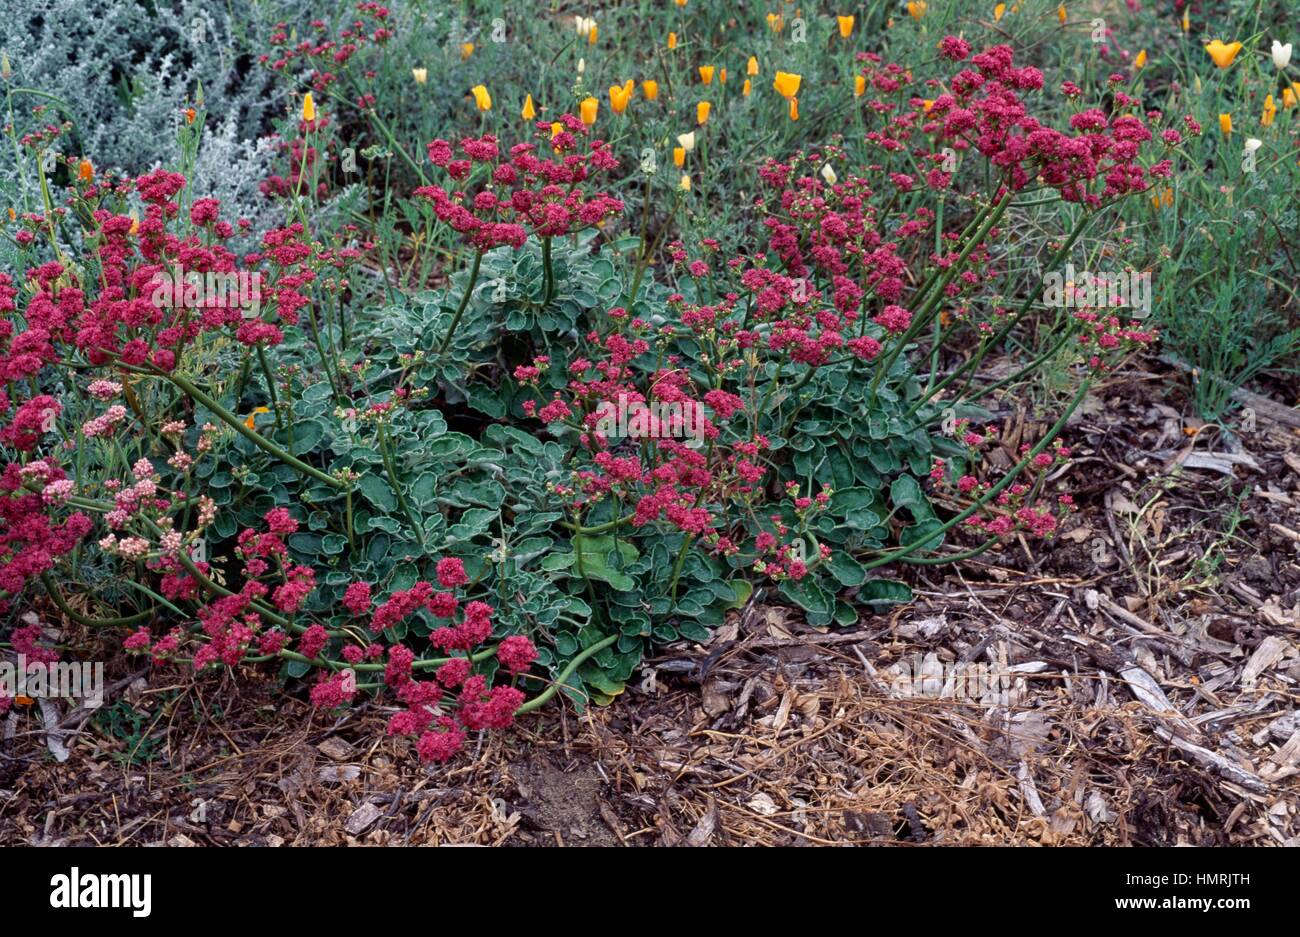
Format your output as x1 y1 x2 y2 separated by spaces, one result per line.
438 249 483 356
378 424 425 547
40 573 155 627
514 633 619 715
895 537 998 565
868 196 1009 409
255 345 283 429
159 369 345 489
862 378 1092 570
666 534 694 601
541 237 555 305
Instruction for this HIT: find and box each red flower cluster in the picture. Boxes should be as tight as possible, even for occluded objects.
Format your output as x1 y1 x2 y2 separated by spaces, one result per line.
375 570 537 764
0 461 91 607
915 41 1157 206
414 123 623 251
933 437 1078 540
260 3 393 90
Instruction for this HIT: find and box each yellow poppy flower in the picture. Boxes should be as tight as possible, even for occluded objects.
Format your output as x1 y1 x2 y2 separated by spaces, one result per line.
1204 40 1243 69
789 98 799 121
837 15 854 38
994 3 1006 22
1057 4 1066 24
773 71 801 99
743 78 752 96
855 75 866 96
610 84 632 114
747 56 759 76
412 67 427 84
461 43 474 60
673 146 686 167
699 65 715 84
643 80 660 100
522 94 536 120
668 32 677 49
697 100 711 124
1261 94 1276 127
1134 50 1146 68
471 85 492 111
580 97 599 125
907 1 926 18
245 406 270 430
302 92 316 122
1219 112 1232 136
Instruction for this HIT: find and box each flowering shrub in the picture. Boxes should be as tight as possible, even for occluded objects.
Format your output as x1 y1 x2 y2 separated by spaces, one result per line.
1 3 1203 765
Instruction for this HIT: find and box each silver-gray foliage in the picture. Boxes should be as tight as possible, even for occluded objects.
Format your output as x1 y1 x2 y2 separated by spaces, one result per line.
0 0 279 223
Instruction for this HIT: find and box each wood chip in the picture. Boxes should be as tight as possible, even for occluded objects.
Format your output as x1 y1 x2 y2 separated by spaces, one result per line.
1242 636 1291 687
685 798 718 846
345 802 383 835
317 737 355 760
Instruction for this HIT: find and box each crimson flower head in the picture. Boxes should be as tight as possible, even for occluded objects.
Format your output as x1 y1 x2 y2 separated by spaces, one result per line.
497 635 538 674
436 556 468 589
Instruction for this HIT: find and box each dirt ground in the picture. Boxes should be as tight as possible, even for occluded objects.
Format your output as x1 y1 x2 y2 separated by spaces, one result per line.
3 358 1299 846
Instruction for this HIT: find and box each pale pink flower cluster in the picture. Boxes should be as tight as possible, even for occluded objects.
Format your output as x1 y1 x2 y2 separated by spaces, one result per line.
41 479 75 505
98 534 151 558
83 405 127 438
160 530 183 556
117 536 150 559
87 380 123 400
19 460 53 482
105 473 161 530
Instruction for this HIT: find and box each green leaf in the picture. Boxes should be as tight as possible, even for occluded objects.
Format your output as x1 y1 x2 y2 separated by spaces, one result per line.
858 579 913 609
825 553 868 587
890 475 924 510
779 578 835 618
359 474 397 512
288 419 326 455
834 487 883 530
541 552 575 572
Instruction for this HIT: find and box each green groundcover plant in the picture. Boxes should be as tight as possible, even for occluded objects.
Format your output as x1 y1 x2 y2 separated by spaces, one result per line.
1 9 1212 765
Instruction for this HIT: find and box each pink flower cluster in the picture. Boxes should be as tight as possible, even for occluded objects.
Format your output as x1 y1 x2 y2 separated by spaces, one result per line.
414 124 623 251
